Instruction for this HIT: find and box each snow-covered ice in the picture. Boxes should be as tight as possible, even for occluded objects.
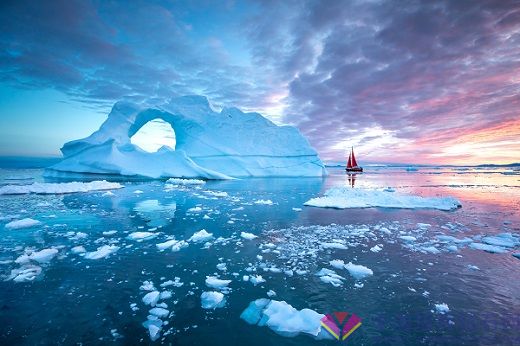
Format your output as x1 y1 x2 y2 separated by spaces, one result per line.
240 232 258 240
344 262 373 280
84 245 120 260
29 248 58 263
142 291 161 306
200 291 226 309
5 218 41 229
0 181 123 195
240 299 325 338
46 95 326 179
305 187 461 211
205 276 231 290
156 239 188 252
127 232 158 241
189 229 213 243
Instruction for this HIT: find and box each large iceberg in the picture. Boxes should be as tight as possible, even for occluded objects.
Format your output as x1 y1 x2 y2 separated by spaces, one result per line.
46 96 326 179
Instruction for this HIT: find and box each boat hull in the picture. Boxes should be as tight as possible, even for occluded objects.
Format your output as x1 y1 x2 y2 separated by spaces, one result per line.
345 167 363 172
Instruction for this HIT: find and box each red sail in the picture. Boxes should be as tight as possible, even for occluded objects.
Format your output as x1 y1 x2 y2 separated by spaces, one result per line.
351 148 358 167
346 153 352 168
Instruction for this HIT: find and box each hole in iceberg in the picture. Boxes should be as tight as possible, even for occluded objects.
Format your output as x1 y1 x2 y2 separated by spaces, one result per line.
130 119 176 153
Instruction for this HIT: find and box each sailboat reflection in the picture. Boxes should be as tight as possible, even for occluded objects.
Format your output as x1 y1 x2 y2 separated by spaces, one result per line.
346 173 357 188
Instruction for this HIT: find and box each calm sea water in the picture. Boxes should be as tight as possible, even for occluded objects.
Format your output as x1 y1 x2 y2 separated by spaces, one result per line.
0 165 519 345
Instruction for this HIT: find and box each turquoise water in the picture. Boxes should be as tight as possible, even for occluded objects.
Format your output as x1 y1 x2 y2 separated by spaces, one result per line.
0 166 519 345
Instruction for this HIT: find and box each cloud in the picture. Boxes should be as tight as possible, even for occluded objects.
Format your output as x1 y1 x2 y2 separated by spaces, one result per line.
1 0 520 163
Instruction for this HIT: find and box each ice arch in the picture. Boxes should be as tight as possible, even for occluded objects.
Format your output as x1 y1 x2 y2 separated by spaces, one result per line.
130 118 176 153
47 95 327 179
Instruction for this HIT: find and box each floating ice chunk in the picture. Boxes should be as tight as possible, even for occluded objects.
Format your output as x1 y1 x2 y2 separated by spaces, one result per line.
421 246 440 254
5 218 41 230
187 206 202 213
201 291 226 309
240 299 325 338
329 259 345 269
166 178 206 185
400 236 417 242
142 317 163 341
469 243 507 254
240 232 258 240
102 191 115 197
216 263 227 271
319 275 343 287
370 245 383 253
267 290 276 297
160 277 184 288
434 303 450 314
305 187 461 211
140 281 156 291
29 248 58 263
156 239 188 252
127 232 158 241
250 275 266 286
321 242 348 250
292 207 302 212
84 245 120 259
0 180 123 195
8 265 42 282
205 276 231 290
189 229 213 243
481 233 519 248
344 262 373 280
149 307 169 318
467 265 480 270
103 230 118 236
142 291 160 306
254 199 274 205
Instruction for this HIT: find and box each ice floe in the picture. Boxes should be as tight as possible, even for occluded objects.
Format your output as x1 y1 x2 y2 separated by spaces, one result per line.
156 239 188 252
127 232 158 241
240 299 326 338
201 291 225 309
28 248 58 263
240 232 258 240
189 229 213 243
142 291 161 306
7 265 42 282
205 276 232 291
84 245 120 260
5 218 42 230
0 180 123 195
344 262 373 280
304 187 461 211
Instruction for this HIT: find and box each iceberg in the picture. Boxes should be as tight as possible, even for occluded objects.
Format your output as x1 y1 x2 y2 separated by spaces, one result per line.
305 187 461 211
46 95 326 179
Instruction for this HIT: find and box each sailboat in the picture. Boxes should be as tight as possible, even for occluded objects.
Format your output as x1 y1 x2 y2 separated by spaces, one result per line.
345 147 363 172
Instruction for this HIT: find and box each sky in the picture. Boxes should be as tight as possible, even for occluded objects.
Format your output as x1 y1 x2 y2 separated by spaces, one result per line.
1 0 520 164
